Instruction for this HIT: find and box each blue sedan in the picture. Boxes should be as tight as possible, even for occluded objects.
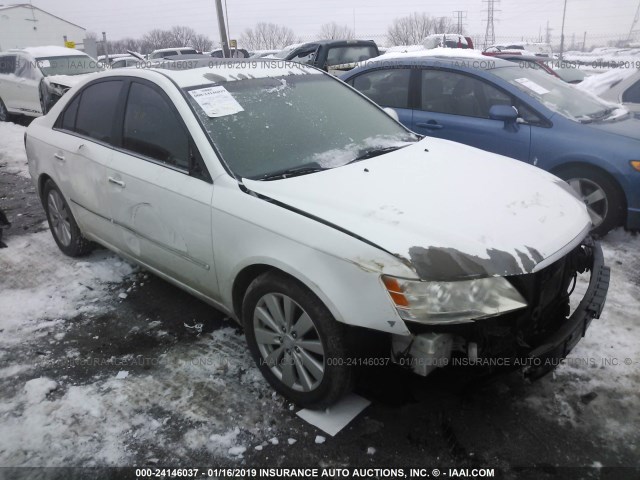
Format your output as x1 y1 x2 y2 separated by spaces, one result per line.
341 54 640 235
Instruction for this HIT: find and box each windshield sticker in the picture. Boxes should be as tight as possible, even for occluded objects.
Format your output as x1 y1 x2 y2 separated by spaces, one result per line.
514 78 550 95
188 86 244 117
37 60 51 68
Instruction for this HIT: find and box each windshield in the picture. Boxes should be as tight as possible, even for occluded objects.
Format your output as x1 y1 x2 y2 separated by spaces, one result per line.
491 65 613 122
184 73 417 179
37 56 101 76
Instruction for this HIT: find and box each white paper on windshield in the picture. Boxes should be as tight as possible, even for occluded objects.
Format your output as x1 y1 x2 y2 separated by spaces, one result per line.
37 60 51 68
188 86 244 117
514 78 549 95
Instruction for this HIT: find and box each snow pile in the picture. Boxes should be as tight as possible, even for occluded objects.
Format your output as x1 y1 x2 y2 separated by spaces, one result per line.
0 231 135 345
576 68 639 96
563 47 640 65
0 122 29 178
372 46 486 62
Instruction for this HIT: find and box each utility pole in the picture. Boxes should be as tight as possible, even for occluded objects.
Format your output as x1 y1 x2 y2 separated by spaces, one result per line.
453 10 467 35
559 0 568 59
583 31 587 51
545 20 553 44
628 0 640 42
214 0 230 58
482 0 500 49
102 31 109 62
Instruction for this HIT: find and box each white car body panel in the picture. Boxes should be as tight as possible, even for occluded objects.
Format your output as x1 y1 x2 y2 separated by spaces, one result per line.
244 139 591 280
26 63 590 339
599 70 640 114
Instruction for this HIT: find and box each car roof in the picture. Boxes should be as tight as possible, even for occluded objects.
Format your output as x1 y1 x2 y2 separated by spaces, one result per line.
295 39 377 48
125 58 321 88
7 46 89 58
152 47 197 53
355 50 513 70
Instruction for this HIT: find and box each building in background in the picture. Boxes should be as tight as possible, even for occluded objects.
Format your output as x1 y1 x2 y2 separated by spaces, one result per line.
0 4 86 50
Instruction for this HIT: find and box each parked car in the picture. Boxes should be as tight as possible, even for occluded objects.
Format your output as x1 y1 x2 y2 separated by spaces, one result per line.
281 39 380 73
0 207 9 248
26 60 609 407
109 56 145 69
485 42 553 57
0 46 101 120
423 33 474 50
148 47 199 60
210 48 250 59
597 69 640 115
342 53 640 235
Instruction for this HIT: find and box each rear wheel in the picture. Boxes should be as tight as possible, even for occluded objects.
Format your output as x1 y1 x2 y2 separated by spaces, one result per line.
43 180 93 257
242 272 353 408
556 166 624 236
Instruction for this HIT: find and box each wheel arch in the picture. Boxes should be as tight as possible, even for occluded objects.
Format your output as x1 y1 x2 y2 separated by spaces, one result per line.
550 161 628 214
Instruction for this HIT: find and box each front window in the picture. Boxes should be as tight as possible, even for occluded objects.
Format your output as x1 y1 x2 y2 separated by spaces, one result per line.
325 46 378 66
184 73 417 179
491 65 617 122
37 56 101 76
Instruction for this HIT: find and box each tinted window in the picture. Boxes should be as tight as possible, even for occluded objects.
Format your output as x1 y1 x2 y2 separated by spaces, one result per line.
326 46 377 66
75 81 123 143
421 70 511 118
15 55 36 79
60 94 80 131
352 68 411 109
0 55 16 74
123 82 189 169
289 49 317 64
622 79 640 104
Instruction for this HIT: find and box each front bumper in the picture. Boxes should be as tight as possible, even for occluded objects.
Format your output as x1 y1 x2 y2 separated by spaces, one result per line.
525 240 610 376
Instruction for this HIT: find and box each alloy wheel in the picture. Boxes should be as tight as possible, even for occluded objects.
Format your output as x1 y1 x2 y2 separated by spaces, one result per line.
253 293 325 392
47 190 72 247
567 177 608 228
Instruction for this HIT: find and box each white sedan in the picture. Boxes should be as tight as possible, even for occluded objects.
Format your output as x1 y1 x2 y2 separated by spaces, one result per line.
25 60 609 407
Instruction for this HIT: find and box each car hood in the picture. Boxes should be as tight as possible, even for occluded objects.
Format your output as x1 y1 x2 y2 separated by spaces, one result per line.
243 138 591 281
45 73 96 88
585 115 640 141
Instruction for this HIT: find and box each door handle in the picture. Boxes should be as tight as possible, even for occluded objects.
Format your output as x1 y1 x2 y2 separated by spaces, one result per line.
416 122 443 130
108 177 125 188
53 153 65 161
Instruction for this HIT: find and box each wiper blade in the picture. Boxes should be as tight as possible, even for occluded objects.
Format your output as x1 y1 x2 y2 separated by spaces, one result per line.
346 145 406 165
257 165 325 181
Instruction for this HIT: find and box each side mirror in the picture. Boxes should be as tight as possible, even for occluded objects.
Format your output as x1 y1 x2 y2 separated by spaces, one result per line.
383 107 400 122
489 105 518 123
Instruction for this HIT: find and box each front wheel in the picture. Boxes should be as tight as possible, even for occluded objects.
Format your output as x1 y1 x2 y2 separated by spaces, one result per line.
242 272 353 408
556 167 624 237
43 180 93 256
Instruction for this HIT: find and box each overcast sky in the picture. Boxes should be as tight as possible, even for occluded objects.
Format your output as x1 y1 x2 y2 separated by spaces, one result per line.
27 0 640 45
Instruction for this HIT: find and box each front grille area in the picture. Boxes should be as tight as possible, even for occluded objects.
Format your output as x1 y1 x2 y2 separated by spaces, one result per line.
406 241 594 360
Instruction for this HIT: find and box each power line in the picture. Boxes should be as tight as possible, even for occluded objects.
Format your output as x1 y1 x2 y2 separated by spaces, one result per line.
453 10 467 35
482 0 500 48
629 0 640 41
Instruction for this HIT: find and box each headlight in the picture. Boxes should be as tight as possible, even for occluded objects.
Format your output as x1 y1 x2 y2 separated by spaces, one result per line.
382 275 527 324
631 161 640 172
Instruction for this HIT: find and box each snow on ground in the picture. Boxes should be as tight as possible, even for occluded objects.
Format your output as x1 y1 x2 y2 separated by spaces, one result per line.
522 229 640 441
576 67 639 96
0 230 134 346
0 122 29 178
564 47 640 65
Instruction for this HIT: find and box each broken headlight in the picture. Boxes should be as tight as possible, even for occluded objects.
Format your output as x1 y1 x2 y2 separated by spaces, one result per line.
382 275 527 324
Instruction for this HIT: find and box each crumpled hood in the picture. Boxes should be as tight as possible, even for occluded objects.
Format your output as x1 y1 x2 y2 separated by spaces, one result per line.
45 73 96 88
243 138 591 280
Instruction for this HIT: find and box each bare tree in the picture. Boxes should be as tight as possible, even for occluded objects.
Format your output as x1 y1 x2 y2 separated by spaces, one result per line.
318 22 354 40
141 29 173 52
386 13 456 46
240 22 297 50
191 33 213 52
169 26 197 47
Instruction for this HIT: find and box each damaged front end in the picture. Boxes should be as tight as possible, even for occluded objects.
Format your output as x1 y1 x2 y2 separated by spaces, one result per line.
40 79 71 115
389 238 610 379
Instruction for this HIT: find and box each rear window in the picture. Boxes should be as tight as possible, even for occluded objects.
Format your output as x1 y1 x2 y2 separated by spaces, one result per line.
325 46 378 66
0 55 16 74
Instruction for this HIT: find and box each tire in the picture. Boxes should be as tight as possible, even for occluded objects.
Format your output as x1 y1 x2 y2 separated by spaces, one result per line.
242 271 353 408
556 166 625 237
0 97 10 122
42 179 93 257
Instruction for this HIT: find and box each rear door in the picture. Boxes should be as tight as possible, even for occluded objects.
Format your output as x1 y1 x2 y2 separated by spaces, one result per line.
14 54 41 115
106 79 217 296
347 67 414 127
0 55 19 111
412 68 532 161
50 79 124 245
